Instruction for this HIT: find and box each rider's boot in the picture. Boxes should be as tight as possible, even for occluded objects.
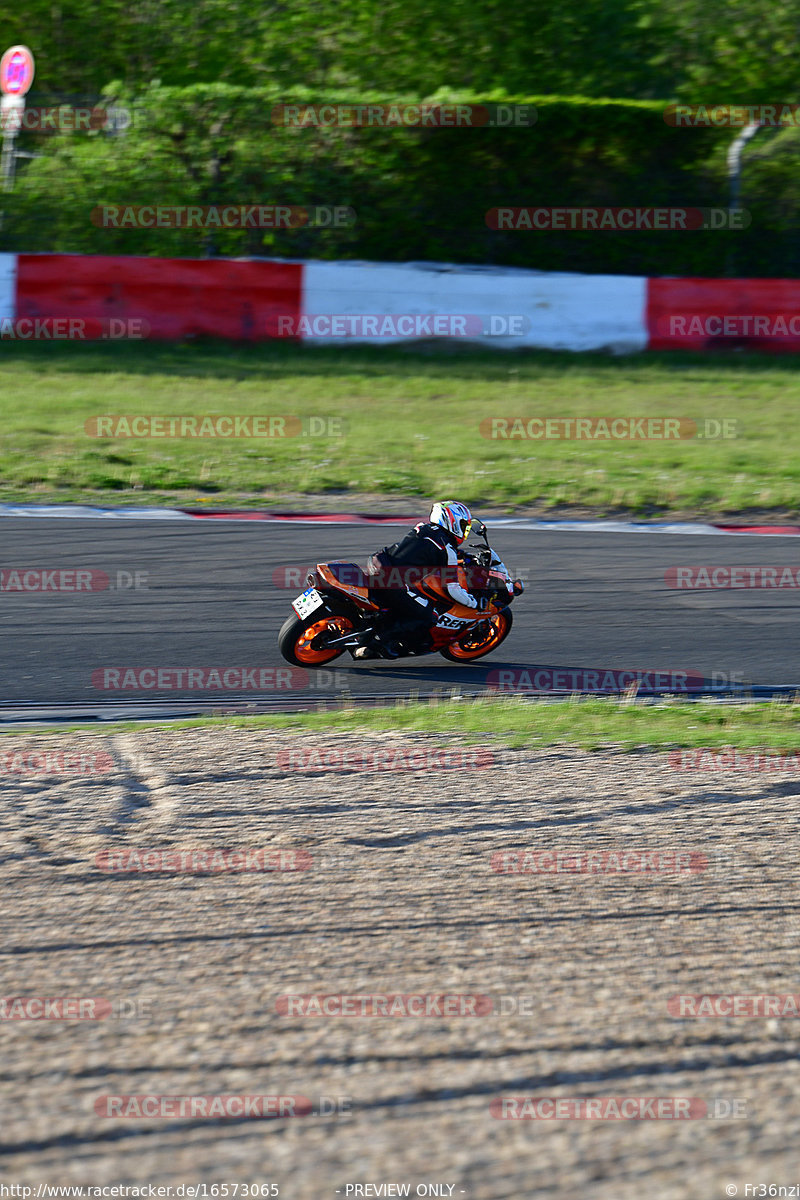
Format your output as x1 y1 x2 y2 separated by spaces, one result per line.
353 630 400 659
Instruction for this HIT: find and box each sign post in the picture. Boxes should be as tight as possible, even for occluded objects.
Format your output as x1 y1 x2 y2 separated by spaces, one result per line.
0 45 35 191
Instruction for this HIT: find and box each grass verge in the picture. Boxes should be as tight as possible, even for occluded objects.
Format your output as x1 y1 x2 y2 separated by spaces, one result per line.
5 695 800 752
2 340 800 517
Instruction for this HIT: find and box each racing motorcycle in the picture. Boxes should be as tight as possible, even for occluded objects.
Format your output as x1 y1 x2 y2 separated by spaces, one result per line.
278 519 524 667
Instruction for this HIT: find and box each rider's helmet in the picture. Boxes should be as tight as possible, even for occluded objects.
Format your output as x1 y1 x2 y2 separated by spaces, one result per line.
429 501 473 545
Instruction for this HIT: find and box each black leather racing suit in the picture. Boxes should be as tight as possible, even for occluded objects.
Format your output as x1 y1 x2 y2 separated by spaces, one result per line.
366 521 479 653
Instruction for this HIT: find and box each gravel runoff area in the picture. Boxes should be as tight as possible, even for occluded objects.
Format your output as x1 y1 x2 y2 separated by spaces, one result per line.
2 725 800 1200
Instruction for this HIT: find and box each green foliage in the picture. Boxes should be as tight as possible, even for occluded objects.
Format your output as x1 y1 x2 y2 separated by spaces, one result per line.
39 695 800 754
1 86 733 273
7 0 800 100
3 3 800 273
0 0 677 97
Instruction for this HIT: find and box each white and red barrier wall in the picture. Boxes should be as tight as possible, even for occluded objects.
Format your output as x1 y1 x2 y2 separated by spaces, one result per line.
2 252 799 352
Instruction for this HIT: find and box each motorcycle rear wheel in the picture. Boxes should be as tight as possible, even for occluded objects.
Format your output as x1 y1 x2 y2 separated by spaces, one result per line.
278 613 355 666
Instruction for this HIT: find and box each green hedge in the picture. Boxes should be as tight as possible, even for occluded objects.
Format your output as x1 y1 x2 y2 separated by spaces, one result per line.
3 84 797 276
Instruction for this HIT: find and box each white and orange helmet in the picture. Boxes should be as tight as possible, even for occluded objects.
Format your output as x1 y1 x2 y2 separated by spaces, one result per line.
429 500 473 545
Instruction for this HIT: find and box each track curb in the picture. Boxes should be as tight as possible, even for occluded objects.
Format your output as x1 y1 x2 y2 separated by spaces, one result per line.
0 504 799 535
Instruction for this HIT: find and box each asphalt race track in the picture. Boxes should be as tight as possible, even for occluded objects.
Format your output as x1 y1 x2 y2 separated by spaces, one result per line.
2 518 799 705
4 523 800 1197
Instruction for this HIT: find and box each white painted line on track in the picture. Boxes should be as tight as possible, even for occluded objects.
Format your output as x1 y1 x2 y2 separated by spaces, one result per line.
0 506 193 519
0 505 798 536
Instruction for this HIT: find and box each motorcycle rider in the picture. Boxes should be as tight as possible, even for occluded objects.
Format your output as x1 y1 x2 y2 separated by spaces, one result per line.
354 500 488 659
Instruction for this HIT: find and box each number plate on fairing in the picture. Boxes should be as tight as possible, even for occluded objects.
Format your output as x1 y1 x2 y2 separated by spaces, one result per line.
292 587 325 620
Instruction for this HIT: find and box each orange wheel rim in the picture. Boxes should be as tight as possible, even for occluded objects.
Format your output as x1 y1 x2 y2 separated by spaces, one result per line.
294 616 354 664
446 614 507 660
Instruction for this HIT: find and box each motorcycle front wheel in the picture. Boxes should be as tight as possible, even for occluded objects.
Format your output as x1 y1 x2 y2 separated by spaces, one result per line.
439 609 513 662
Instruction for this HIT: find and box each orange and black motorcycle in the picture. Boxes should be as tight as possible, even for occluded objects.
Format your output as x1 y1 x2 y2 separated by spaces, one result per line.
278 520 524 667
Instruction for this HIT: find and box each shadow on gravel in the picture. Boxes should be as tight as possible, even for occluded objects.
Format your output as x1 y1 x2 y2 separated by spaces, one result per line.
1 1039 796 1158
227 1030 798 1069
5 899 800 958
343 786 782 847
349 1040 800 1110
0 1030 784 1083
